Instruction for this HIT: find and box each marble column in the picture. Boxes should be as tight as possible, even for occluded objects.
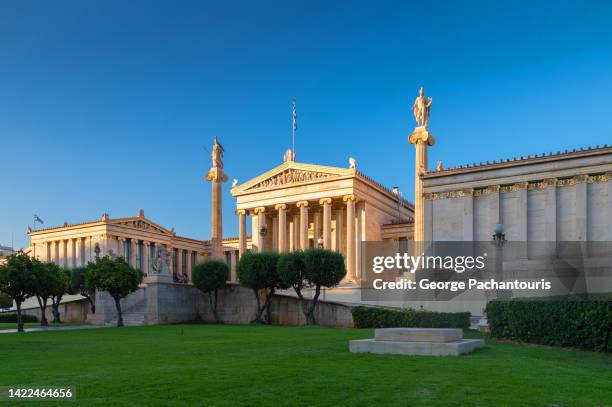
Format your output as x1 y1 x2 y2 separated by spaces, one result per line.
334 208 344 253
272 217 278 252
313 210 322 247
344 195 356 280
254 207 266 252
230 250 237 282
251 210 260 252
130 239 138 268
177 249 184 277
408 126 435 242
205 136 227 259
74 238 83 267
59 240 66 268
118 237 126 260
320 198 332 249
143 241 150 275
575 175 588 241
237 210 247 258
275 204 287 252
297 201 309 250
544 179 557 243
290 213 299 251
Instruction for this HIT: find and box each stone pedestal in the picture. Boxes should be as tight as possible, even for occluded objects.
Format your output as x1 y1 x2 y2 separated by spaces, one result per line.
349 327 484 356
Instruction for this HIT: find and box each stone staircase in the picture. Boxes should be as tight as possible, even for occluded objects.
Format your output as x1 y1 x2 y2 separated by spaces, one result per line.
106 288 147 326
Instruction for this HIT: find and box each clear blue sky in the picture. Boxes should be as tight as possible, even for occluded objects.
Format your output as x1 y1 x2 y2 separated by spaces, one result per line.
2 1 612 249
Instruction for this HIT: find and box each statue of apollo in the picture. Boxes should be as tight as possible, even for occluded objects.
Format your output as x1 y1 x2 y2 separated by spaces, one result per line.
412 87 432 129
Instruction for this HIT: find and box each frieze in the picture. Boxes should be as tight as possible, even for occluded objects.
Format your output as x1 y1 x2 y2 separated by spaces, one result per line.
249 169 334 190
424 173 609 201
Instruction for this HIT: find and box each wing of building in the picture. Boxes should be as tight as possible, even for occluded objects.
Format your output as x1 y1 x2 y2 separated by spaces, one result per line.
231 158 414 282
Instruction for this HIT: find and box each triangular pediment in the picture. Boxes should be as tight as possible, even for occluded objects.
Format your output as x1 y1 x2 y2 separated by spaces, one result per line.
232 161 355 195
109 217 174 236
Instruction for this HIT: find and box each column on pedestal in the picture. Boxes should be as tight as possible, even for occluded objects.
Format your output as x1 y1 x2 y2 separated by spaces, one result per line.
297 201 309 250
237 210 247 258
320 198 332 249
344 194 356 280
275 204 287 252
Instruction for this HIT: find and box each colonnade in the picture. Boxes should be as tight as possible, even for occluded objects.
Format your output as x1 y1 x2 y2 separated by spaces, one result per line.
31 235 203 283
236 194 363 281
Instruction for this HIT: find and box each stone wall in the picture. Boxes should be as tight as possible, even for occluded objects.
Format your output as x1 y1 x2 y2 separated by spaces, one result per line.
16 282 355 328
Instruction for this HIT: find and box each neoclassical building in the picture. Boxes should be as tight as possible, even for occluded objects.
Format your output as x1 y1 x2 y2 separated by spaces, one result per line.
27 210 211 282
230 159 414 281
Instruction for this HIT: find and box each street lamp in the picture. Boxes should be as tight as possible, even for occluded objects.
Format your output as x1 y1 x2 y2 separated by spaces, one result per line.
94 244 101 260
492 223 505 247
317 237 323 248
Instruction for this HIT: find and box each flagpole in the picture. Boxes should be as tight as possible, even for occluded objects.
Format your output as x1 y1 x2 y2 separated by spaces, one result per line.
292 97 296 160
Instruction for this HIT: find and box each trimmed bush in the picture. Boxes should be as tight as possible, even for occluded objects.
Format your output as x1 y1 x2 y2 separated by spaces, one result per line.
486 299 612 352
352 306 470 329
192 260 229 323
0 313 37 323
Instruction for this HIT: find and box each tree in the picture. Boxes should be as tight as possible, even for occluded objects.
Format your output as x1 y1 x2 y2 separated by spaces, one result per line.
237 251 284 324
87 256 143 327
70 267 96 314
50 266 71 323
32 260 60 326
0 290 12 309
277 251 311 320
192 260 228 323
302 249 346 324
0 252 36 332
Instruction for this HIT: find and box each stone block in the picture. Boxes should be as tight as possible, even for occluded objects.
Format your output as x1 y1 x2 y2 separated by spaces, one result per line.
374 328 462 343
349 338 484 356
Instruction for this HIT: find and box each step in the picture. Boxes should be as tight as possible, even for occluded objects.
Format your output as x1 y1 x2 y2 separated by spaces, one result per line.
374 328 462 343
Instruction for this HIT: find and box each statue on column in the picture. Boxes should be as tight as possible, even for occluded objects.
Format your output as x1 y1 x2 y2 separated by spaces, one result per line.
412 87 432 129
205 136 227 259
206 136 228 183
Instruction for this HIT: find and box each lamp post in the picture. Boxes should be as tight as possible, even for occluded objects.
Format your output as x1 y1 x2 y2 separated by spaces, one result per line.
317 237 324 249
94 243 101 260
491 223 512 299
259 224 267 253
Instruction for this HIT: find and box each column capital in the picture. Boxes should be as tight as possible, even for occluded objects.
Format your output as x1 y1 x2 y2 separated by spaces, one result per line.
275 203 287 211
143 241 151 246
253 206 266 214
296 200 309 208
319 198 333 205
544 178 558 187
343 194 356 202
117 236 126 242
236 209 247 216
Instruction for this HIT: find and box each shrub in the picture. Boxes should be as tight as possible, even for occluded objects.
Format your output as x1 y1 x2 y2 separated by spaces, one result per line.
302 249 346 324
352 306 471 329
486 299 612 352
237 252 282 324
192 260 229 323
0 313 37 323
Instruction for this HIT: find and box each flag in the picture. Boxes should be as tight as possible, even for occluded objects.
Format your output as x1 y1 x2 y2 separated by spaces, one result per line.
292 97 297 132
34 214 44 224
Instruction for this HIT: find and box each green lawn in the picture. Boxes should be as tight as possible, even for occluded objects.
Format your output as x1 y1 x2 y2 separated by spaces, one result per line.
1 325 611 407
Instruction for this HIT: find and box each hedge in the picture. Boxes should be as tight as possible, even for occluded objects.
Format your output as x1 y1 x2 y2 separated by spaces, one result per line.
486 300 612 352
352 306 470 329
0 313 38 323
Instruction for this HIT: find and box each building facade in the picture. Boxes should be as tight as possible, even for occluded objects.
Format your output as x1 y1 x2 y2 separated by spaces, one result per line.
27 210 211 283
231 158 414 281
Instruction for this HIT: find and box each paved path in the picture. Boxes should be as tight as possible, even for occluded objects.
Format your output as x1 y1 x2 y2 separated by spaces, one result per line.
0 325 108 334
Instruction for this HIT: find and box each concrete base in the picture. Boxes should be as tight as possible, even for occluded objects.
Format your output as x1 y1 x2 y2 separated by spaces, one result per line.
375 328 462 343
349 338 484 356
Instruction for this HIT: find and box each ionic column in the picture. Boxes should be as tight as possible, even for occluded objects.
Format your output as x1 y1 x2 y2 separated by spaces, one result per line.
58 240 66 267
130 239 138 268
344 195 356 280
230 250 237 282
313 210 322 247
117 237 126 260
237 210 247 258
320 198 332 249
290 213 299 251
177 249 184 276
297 201 309 250
275 204 287 252
143 242 150 275
254 207 266 252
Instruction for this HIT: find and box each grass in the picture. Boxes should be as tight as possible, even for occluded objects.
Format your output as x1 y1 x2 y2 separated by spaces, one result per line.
1 325 611 407
0 322 78 330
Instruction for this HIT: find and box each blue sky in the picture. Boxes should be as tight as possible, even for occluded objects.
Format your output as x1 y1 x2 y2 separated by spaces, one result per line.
2 1 612 249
